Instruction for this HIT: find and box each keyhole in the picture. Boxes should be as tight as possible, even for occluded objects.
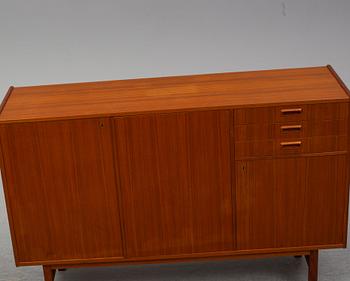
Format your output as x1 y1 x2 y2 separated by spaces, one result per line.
99 122 104 128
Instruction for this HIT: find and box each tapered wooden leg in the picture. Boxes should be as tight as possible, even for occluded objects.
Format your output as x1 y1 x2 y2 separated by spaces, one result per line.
43 266 56 281
307 250 318 281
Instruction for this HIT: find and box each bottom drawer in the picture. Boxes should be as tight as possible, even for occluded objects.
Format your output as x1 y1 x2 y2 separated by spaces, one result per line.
235 135 347 159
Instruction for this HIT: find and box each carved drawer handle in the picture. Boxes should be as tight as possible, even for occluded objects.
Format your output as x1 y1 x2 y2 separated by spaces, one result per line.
280 141 302 147
281 125 302 131
280 108 303 114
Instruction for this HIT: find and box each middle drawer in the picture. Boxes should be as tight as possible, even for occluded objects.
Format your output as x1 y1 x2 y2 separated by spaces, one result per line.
235 119 347 141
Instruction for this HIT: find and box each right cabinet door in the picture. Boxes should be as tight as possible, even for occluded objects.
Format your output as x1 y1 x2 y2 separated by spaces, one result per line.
236 155 348 250
303 155 348 246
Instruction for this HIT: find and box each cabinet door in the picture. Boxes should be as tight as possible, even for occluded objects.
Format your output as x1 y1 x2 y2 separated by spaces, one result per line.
274 157 307 247
303 155 348 245
0 118 124 264
114 110 234 257
235 159 276 249
236 155 348 250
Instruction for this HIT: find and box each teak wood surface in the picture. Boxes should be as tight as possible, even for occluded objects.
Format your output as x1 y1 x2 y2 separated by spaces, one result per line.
0 118 124 262
114 110 234 257
0 65 349 281
0 66 348 123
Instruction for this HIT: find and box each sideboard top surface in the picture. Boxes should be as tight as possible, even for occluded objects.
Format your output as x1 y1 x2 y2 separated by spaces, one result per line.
0 65 348 123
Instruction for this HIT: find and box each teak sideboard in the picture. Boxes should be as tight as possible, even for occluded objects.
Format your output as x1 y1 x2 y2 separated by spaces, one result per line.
0 66 349 281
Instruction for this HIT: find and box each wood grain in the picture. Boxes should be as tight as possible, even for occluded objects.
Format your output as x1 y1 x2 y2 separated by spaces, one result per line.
235 102 348 125
0 118 124 263
235 140 274 159
17 243 344 267
235 160 276 249
235 136 347 159
234 102 348 159
0 66 348 123
43 266 55 281
113 110 234 257
235 155 348 250
308 250 319 281
43 249 313 269
274 157 307 247
236 119 347 141
303 155 348 245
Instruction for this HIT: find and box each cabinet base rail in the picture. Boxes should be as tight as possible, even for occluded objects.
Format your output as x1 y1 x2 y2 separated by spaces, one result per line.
42 249 319 281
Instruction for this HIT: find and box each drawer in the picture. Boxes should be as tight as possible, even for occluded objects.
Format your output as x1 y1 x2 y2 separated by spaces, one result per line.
276 103 348 122
235 122 304 141
235 136 347 159
234 102 348 125
236 119 347 141
236 139 308 158
275 119 347 139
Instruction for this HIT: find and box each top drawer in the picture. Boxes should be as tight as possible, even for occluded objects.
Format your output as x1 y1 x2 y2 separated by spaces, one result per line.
235 103 348 124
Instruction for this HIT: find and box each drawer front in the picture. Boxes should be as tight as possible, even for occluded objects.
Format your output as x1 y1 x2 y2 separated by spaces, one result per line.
235 122 307 142
236 136 347 159
236 119 347 142
235 139 306 159
235 102 348 125
234 102 348 159
275 119 347 139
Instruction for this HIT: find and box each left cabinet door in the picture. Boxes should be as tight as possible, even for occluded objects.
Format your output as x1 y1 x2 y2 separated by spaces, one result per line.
0 118 124 264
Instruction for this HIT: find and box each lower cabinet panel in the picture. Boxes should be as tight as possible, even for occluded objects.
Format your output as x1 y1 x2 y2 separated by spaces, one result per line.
303 155 348 245
0 118 124 263
235 159 277 249
236 155 348 250
113 111 234 257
